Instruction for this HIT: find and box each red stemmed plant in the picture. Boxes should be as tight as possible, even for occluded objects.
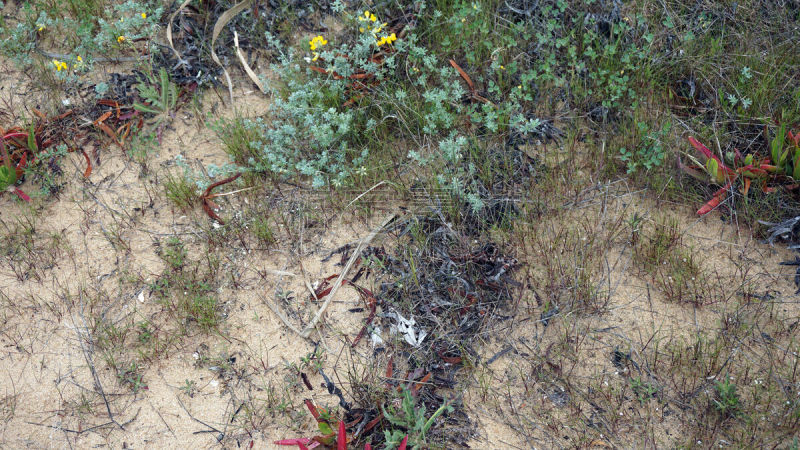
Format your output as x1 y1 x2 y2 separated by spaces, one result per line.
1 109 92 202
679 132 796 215
0 129 33 202
274 398 408 450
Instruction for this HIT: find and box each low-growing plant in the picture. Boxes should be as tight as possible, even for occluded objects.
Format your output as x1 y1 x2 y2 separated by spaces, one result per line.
713 374 740 418
630 376 658 404
163 170 197 211
117 361 147 393
0 126 40 201
382 388 452 449
134 67 179 139
620 120 670 173
680 125 800 215
1 0 163 71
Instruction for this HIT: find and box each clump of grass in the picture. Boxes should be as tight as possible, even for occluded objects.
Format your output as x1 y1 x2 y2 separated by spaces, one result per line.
250 214 276 246
0 211 66 282
632 215 709 304
163 170 196 210
151 237 222 331
90 236 225 397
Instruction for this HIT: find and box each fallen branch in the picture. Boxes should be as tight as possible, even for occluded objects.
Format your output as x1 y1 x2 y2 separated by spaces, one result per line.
299 211 397 338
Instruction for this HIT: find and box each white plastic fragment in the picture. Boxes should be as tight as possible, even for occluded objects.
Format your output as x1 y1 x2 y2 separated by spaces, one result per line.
385 311 427 347
369 326 384 347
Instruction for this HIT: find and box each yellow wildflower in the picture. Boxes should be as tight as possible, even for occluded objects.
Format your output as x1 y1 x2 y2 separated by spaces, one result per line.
117 35 126 43
52 59 67 71
141 13 147 19
358 11 377 23
309 35 327 51
37 24 45 31
499 65 505 70
312 52 320 62
77 56 82 62
376 32 397 46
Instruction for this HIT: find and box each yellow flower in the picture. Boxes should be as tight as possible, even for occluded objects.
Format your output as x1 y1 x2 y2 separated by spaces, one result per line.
376 32 397 47
52 59 67 71
141 13 147 19
37 24 45 31
499 65 505 70
117 35 126 43
77 56 82 62
309 35 327 51
358 11 377 22
312 52 320 62
359 27 365 33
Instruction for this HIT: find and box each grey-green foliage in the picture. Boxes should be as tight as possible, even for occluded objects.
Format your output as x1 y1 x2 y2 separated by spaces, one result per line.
0 0 162 70
241 34 374 188
243 90 365 188
0 23 36 66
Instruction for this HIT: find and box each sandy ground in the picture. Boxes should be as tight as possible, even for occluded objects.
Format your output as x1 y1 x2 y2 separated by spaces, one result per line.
1 54 799 449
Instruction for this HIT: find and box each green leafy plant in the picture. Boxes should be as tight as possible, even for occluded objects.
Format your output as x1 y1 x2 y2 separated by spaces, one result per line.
620 121 670 173
768 122 800 180
630 377 658 404
713 374 740 417
382 388 452 449
179 379 197 398
134 67 179 137
117 362 147 393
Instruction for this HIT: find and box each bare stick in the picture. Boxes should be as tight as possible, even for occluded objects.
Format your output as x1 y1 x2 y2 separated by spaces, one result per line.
300 211 397 338
175 394 223 436
73 293 123 430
